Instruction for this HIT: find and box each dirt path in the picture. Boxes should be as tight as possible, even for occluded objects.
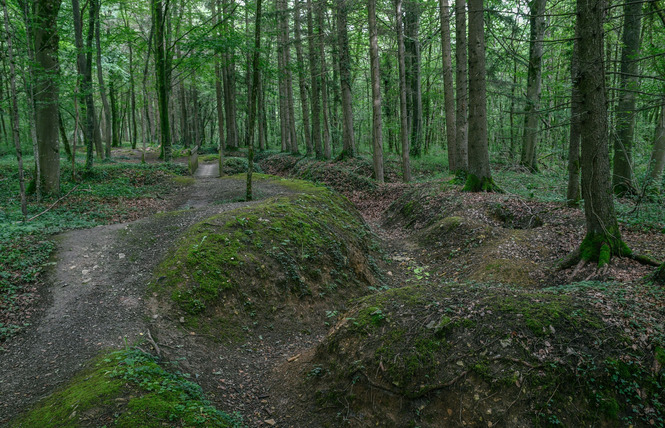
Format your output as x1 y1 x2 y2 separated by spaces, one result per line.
0 167 294 423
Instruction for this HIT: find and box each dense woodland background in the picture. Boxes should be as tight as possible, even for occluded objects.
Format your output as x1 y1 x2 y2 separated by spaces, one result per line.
0 0 664 256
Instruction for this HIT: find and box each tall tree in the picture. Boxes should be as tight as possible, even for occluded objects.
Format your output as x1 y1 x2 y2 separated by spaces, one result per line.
396 0 411 182
3 0 27 217
519 0 546 172
307 0 323 158
368 0 384 182
95 0 112 157
439 0 456 172
246 0 263 201
152 0 171 161
33 0 62 194
464 0 497 191
336 0 355 158
567 34 582 206
405 0 423 157
576 0 630 265
455 0 468 173
612 0 642 196
294 0 313 155
648 103 665 186
317 0 332 159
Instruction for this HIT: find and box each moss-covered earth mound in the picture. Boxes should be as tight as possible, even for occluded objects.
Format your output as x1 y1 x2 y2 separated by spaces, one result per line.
297 281 664 427
11 348 241 427
152 176 383 341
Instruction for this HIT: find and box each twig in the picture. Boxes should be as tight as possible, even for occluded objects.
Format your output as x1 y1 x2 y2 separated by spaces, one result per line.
146 329 161 356
27 185 81 222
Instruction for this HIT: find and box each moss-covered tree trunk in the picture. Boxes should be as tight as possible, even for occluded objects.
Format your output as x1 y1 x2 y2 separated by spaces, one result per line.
576 0 630 266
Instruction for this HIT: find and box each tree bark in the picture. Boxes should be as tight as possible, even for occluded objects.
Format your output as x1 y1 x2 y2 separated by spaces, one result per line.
33 0 61 194
519 0 546 172
567 35 582 206
307 0 323 158
3 0 28 217
337 0 355 158
455 0 468 173
87 0 103 160
294 0 313 155
396 0 411 182
576 0 629 265
152 0 171 161
405 0 422 158
246 0 262 201
222 0 238 149
317 1 332 159
464 0 496 191
368 0 384 182
439 0 456 172
94 0 112 158
648 103 665 186
612 0 642 196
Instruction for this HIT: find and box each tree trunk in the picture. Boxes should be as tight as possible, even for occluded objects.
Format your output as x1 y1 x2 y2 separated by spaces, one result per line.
87 0 104 160
3 0 27 217
152 0 171 161
455 0 468 172
317 1 332 159
648 104 665 186
246 0 262 201
94 0 112 158
464 0 496 191
222 0 238 149
294 0 313 155
307 0 322 158
396 0 411 182
33 0 61 194
439 0 456 172
519 0 546 172
576 0 629 265
59 110 72 160
368 0 384 182
567 35 582 206
337 0 355 158
110 72 120 147
612 0 642 196
405 0 423 158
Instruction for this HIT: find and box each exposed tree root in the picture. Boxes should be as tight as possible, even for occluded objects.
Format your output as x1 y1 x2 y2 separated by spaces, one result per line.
627 253 662 267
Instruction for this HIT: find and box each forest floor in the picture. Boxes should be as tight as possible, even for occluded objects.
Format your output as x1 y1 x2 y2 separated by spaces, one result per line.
1 152 664 427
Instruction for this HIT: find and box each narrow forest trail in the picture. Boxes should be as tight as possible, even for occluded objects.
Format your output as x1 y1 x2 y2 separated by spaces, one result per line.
0 166 297 424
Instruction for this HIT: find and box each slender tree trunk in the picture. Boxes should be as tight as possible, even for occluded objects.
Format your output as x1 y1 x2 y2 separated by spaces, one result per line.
567 35 582 206
152 0 171 161
576 0 629 265
337 0 355 158
520 0 546 172
612 0 642 196
396 0 411 182
87 0 103 160
439 0 456 172
455 0 468 172
94 0 112 158
110 72 120 147
58 111 72 160
368 0 384 182
648 104 665 186
294 0 312 155
246 0 262 201
222 0 238 149
317 1 332 159
464 0 496 191
3 0 27 217
405 0 422 158
33 0 61 194
71 0 93 169
307 0 322 158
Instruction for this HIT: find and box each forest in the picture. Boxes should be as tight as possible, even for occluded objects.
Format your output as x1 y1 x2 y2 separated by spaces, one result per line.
1 0 665 426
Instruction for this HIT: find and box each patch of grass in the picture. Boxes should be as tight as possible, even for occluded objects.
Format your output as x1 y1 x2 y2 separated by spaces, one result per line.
0 159 189 342
11 347 242 427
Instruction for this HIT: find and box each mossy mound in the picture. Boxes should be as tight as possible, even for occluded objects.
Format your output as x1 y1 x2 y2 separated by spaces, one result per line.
222 157 263 175
11 348 241 427
152 178 383 341
260 153 397 192
295 282 664 427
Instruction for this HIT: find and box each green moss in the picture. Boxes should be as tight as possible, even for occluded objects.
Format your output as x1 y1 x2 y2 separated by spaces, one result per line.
172 175 195 185
12 348 241 427
579 230 631 265
153 178 379 339
462 174 501 192
656 347 665 365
